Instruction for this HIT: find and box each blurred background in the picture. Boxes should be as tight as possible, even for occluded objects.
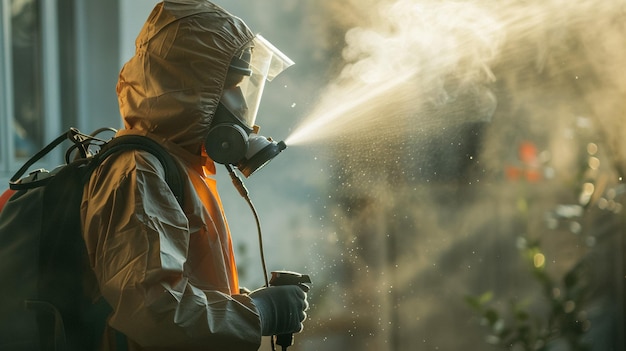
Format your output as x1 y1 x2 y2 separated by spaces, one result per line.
1 0 624 350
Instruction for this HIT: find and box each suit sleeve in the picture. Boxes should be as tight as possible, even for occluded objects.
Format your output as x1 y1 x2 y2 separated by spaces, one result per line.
81 150 262 350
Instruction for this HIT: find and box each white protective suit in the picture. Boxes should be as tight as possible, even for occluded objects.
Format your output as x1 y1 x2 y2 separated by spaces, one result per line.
81 1 263 350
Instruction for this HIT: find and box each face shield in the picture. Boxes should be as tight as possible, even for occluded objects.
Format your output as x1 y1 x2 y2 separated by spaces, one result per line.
205 35 294 177
221 35 294 129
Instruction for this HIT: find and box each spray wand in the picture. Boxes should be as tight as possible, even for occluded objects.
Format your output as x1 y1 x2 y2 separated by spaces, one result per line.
225 165 311 351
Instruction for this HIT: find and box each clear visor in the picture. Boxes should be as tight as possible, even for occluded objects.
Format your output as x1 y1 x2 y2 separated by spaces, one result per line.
221 35 294 128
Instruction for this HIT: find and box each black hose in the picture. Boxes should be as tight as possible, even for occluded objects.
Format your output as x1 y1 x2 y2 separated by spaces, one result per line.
225 165 270 287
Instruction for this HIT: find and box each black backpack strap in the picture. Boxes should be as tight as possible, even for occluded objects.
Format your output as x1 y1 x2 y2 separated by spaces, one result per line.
9 132 68 190
91 135 185 208
9 128 110 191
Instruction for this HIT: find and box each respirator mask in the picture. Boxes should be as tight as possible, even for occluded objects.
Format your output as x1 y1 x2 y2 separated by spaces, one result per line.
205 35 294 177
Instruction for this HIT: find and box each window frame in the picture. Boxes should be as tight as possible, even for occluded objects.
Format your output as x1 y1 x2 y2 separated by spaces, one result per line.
0 0 62 181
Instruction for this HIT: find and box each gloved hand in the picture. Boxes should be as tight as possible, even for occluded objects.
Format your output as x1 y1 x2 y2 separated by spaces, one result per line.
249 285 308 336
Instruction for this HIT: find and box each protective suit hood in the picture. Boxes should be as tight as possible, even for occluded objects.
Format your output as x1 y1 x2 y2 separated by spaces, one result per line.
116 0 255 153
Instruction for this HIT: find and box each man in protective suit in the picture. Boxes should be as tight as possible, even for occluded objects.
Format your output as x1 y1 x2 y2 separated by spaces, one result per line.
81 1 308 350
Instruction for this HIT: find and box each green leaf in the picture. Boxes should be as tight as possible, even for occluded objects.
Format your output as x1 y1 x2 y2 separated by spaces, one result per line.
464 295 482 310
464 291 493 310
479 291 494 305
515 309 530 322
484 308 499 326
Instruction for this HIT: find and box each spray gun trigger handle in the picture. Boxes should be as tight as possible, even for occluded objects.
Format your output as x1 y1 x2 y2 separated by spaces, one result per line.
269 271 312 291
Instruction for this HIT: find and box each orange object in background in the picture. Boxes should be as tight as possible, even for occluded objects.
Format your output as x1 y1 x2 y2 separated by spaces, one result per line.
519 141 539 165
505 141 542 182
0 189 16 212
